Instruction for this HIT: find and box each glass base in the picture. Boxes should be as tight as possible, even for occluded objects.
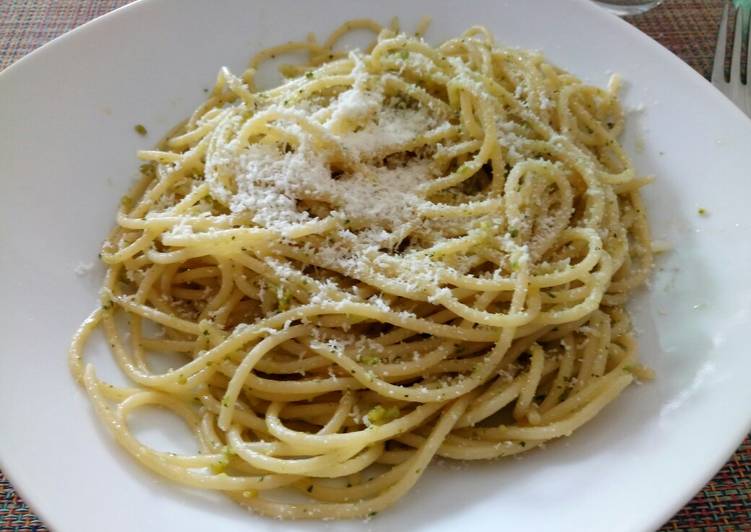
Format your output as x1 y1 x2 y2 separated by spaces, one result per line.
592 0 664 16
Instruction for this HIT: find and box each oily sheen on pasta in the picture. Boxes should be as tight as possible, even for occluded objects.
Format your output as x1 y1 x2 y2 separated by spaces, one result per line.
70 19 654 520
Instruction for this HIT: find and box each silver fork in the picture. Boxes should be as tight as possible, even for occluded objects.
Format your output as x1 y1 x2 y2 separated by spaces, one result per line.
712 2 751 116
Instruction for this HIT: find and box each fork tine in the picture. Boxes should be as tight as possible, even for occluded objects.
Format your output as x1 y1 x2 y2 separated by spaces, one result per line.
712 2 730 86
728 5 751 115
730 4 744 85
745 9 751 116
746 8 751 86
744 7 751 117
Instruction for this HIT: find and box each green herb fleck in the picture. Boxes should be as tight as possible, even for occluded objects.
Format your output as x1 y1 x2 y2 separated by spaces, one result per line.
305 71 314 79
134 124 148 136
360 355 380 366
509 227 518 238
366 404 400 425
400 50 409 60
277 287 292 312
697 208 708 216
120 196 133 210
209 456 228 474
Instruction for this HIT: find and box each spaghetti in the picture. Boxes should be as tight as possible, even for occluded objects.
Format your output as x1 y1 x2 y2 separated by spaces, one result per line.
70 19 653 520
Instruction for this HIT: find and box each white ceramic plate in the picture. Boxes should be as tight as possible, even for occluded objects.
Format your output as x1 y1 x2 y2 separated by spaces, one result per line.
2 1 750 531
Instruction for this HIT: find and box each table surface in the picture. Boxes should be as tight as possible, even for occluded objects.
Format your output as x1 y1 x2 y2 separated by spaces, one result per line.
1 0 749 530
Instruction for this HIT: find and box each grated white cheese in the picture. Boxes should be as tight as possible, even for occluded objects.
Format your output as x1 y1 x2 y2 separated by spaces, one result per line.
228 58 441 246
229 140 333 231
338 106 437 156
325 85 383 133
74 262 95 276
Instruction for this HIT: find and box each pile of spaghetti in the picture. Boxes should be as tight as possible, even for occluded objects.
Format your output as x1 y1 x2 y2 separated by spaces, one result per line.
70 19 653 520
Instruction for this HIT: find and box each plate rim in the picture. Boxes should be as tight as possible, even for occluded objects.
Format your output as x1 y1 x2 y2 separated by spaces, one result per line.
1 0 750 530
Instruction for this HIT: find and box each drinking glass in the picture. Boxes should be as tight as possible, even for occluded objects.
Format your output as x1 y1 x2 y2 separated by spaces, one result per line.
591 0 664 16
